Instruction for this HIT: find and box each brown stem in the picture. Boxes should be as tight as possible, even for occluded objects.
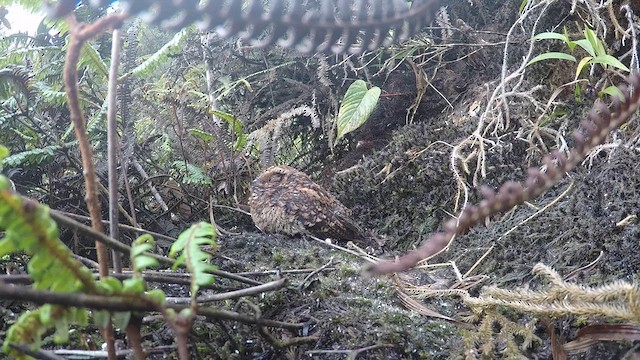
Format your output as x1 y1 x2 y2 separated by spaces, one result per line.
125 315 146 360
63 13 127 360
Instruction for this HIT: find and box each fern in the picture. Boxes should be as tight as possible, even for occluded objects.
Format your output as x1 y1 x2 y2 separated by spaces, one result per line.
0 172 97 358
170 161 213 186
2 143 71 167
169 222 217 299
123 27 192 80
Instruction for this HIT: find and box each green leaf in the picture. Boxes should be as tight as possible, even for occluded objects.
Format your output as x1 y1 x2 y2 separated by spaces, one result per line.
130 234 159 271
575 56 593 79
97 277 123 294
532 32 569 42
0 145 8 161
599 85 625 100
526 52 576 67
169 222 218 296
563 26 576 51
113 312 131 330
583 27 607 57
590 55 630 72
170 161 212 186
123 277 145 294
146 289 166 304
211 109 247 150
573 39 596 57
519 0 528 13
93 310 110 328
336 80 381 141
124 27 191 80
53 316 70 343
189 128 215 143
79 42 108 79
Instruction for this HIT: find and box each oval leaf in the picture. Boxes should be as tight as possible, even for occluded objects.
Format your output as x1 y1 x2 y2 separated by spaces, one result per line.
336 80 380 141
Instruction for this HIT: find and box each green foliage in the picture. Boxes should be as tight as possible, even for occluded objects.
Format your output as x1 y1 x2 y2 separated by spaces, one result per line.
528 26 630 80
130 234 160 272
188 109 248 151
214 61 296 100
599 85 625 99
170 161 213 186
76 42 109 79
123 27 191 80
2 143 74 167
0 0 43 13
6 306 88 359
0 144 8 162
336 80 380 142
211 109 247 150
0 174 95 358
169 222 217 298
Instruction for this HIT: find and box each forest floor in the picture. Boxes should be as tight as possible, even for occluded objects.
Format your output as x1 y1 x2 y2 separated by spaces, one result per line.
200 1 640 359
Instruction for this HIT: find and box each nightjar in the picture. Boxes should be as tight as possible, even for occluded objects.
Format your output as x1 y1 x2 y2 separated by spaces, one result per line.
249 165 365 243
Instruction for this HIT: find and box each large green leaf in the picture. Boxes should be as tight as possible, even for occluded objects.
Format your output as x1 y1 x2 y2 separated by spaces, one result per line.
336 80 380 141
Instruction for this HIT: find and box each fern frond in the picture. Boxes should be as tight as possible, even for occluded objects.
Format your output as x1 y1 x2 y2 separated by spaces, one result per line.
169 222 218 297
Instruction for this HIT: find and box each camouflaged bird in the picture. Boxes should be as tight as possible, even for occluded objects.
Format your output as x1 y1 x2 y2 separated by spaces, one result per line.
249 165 365 243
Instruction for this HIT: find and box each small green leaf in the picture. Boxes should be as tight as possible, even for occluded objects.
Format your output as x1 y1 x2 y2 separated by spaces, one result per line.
526 52 576 67
123 278 145 294
575 56 593 80
573 39 596 57
146 289 166 304
93 310 110 328
583 27 607 57
135 256 159 271
113 312 131 330
97 277 123 294
0 145 8 161
189 128 215 143
590 55 630 72
336 80 381 141
0 238 17 256
532 32 569 42
599 85 625 100
519 0 528 13
211 109 247 150
53 317 70 343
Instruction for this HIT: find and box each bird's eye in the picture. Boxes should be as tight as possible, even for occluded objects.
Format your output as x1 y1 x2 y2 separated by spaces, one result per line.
269 173 284 183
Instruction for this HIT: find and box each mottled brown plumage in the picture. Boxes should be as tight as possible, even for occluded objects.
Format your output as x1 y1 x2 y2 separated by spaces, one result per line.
249 165 364 243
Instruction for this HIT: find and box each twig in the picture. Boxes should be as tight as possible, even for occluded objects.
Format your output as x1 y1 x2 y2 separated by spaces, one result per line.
49 208 264 286
298 257 334 291
56 209 177 244
108 28 123 273
0 282 306 331
167 278 288 304
306 343 395 359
